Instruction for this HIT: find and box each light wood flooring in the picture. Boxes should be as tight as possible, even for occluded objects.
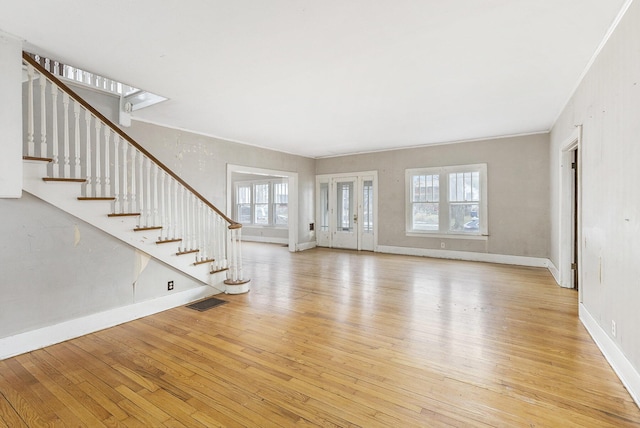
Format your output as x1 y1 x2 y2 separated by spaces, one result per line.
1 243 639 427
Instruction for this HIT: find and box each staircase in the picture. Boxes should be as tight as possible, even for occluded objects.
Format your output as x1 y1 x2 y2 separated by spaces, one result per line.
21 52 250 294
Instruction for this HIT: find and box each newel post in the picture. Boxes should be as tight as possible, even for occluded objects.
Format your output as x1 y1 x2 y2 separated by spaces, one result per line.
224 223 250 294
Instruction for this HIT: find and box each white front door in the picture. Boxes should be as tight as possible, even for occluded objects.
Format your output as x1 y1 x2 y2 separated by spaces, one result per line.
332 177 358 249
316 172 377 251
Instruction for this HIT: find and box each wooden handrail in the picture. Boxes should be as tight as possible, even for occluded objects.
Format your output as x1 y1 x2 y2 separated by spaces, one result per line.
23 52 240 229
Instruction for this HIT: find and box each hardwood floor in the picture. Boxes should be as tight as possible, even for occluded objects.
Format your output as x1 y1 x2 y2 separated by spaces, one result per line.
1 243 639 427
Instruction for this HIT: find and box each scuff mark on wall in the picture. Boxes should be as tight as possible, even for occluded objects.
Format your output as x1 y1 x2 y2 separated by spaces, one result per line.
132 250 151 303
74 225 81 247
133 250 151 283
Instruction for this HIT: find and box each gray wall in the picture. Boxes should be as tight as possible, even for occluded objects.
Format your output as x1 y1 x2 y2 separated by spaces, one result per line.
550 1 640 371
316 133 550 257
125 120 316 247
0 193 202 339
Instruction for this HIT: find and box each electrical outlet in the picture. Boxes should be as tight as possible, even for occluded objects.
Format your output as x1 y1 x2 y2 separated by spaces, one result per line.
612 320 616 337
440 242 445 249
168 281 174 291
309 223 315 231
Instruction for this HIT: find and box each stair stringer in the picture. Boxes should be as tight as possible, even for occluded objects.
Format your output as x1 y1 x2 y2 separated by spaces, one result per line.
22 160 227 293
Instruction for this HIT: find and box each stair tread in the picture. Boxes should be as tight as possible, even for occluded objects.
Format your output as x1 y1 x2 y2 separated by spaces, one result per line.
78 197 116 201
176 249 199 256
156 238 182 244
43 177 86 183
133 226 163 231
23 156 53 162
193 258 215 266
108 213 141 217
211 267 230 274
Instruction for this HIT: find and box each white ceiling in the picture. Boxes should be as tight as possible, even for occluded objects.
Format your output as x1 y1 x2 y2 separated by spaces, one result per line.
0 1 630 158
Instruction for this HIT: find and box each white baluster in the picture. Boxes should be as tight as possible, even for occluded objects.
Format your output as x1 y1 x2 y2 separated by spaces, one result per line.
121 142 128 213
149 164 162 226
138 153 145 226
73 99 81 178
200 202 207 261
190 194 196 250
84 110 92 196
166 175 173 239
26 64 35 157
145 157 152 226
130 148 137 215
197 202 204 261
50 83 59 177
179 185 186 251
39 73 47 159
113 136 120 213
62 93 71 178
184 191 191 250
195 200 202 261
171 179 178 239
215 216 220 267
159 171 166 240
94 121 102 197
228 228 237 282
236 228 244 281
103 126 111 197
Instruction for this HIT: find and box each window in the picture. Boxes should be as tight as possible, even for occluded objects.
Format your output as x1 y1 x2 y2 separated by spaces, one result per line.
273 182 288 226
406 164 487 236
234 180 288 227
236 184 251 224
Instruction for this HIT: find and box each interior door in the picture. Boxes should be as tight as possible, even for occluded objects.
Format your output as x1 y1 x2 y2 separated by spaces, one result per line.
332 177 358 249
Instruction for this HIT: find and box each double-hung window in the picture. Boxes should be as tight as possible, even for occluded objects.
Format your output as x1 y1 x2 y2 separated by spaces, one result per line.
406 164 487 236
234 180 288 227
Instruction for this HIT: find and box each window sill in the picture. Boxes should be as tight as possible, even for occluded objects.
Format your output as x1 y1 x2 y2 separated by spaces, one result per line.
406 232 489 241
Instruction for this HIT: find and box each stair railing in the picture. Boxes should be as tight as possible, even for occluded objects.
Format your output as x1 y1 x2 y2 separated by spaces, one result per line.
22 52 248 287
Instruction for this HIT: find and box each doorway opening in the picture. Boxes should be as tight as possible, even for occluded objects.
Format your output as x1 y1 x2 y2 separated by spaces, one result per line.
227 164 298 252
560 127 581 296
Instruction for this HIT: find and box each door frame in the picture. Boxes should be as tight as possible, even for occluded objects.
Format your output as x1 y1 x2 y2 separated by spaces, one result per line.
559 126 582 298
227 164 298 252
315 170 378 251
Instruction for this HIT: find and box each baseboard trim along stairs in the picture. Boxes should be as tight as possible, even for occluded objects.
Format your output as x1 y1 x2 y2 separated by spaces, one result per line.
0 286 214 360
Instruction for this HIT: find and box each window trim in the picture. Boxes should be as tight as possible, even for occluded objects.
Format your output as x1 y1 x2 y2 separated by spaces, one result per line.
405 163 488 237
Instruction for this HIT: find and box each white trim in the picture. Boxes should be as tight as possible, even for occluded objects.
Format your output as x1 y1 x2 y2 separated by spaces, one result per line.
316 131 549 159
296 241 317 252
580 304 640 408
552 0 634 128
558 126 582 292
132 116 314 159
377 245 550 268
0 286 217 361
242 235 289 245
548 259 561 285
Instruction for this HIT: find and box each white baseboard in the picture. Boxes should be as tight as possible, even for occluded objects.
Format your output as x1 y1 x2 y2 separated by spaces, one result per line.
580 304 640 408
242 235 289 245
376 245 550 268
0 286 216 361
548 260 561 285
296 241 317 252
